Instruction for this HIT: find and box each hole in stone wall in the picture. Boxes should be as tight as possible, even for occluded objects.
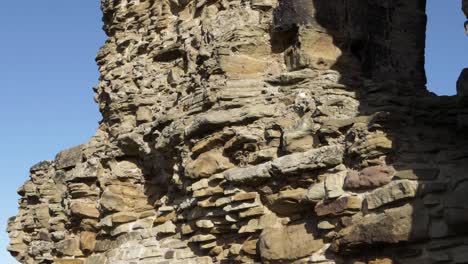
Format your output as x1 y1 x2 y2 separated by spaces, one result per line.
425 0 468 95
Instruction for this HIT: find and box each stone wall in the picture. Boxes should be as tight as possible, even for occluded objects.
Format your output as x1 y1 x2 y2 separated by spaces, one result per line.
7 0 468 263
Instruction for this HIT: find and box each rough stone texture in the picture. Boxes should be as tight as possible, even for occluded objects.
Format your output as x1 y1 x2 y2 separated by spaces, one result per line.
258 223 324 262
344 165 395 190
6 0 468 263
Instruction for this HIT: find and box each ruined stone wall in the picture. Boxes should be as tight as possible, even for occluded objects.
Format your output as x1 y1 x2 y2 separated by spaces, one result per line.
7 0 468 263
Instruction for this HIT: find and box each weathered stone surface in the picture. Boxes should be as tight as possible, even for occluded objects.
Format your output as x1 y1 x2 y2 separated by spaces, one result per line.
344 166 395 190
333 204 429 253
306 181 326 202
270 145 344 175
185 105 277 137
365 180 419 210
79 231 96 253
259 223 324 262
315 196 363 216
54 260 84 264
325 169 347 199
265 188 308 215
186 150 233 179
56 237 83 257
8 0 468 263
153 221 176 234
55 145 83 170
70 201 100 219
100 185 149 212
224 162 272 184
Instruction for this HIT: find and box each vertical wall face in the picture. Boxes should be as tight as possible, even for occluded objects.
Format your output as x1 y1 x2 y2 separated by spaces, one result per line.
7 0 468 264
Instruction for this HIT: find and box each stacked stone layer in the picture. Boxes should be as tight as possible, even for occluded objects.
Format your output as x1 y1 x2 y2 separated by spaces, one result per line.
7 0 468 263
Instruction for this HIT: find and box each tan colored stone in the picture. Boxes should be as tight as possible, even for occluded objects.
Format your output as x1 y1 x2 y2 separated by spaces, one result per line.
369 258 394 264
365 180 418 210
239 207 265 218
219 54 268 76
111 212 139 224
154 211 176 224
79 231 96 253
190 234 217 243
70 201 100 219
232 192 258 202
196 220 215 229
266 188 308 215
333 204 429 253
154 221 176 234
56 237 83 257
109 160 142 180
136 106 152 122
55 145 83 170
54 260 84 264
241 239 258 255
259 223 324 261
315 196 362 216
100 184 149 212
186 150 233 179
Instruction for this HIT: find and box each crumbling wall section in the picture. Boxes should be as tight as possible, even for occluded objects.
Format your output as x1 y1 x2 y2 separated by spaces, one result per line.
7 0 468 263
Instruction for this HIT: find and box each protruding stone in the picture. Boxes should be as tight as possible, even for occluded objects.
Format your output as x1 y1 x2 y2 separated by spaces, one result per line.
186 150 234 179
70 201 100 219
365 180 418 210
315 196 362 216
55 145 83 170
80 231 96 253
154 221 177 234
270 145 344 175
56 237 83 257
325 169 347 199
259 223 324 262
266 188 308 215
332 204 429 253
224 162 272 184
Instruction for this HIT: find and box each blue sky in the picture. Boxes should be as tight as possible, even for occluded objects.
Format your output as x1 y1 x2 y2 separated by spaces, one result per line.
426 1 468 95
0 1 104 263
0 1 466 263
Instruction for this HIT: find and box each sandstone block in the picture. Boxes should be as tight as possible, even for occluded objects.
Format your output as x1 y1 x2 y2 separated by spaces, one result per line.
365 180 418 210
332 204 429 253
186 150 233 179
154 221 177 234
259 223 324 262
224 162 272 184
325 169 347 199
315 196 362 216
56 237 83 257
270 145 344 175
100 184 149 212
266 188 308 215
70 201 100 219
55 145 83 170
80 231 97 253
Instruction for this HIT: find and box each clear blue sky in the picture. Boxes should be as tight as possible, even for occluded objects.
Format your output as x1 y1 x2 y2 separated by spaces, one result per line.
426 0 468 95
0 1 104 263
0 1 466 263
